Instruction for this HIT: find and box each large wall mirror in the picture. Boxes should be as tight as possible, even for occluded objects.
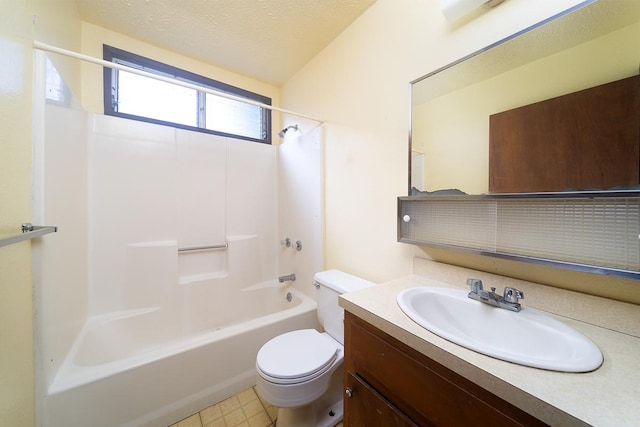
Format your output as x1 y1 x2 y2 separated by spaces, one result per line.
410 0 640 196
402 0 640 280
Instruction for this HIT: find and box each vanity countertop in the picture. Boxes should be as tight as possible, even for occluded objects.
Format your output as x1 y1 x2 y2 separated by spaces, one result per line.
339 269 640 426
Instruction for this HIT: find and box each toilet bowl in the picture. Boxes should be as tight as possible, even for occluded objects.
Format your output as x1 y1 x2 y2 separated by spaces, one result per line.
255 270 373 427
256 330 343 416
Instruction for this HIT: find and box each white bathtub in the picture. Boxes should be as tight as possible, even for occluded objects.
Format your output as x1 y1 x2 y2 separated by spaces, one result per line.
44 286 318 427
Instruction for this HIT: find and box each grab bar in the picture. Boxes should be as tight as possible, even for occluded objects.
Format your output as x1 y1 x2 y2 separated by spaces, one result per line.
178 243 228 253
0 223 58 249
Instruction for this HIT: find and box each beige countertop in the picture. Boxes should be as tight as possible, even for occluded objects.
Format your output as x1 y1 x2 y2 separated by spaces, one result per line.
339 261 640 427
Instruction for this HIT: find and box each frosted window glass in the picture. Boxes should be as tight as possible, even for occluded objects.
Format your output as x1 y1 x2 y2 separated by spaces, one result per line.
117 70 198 127
205 94 265 140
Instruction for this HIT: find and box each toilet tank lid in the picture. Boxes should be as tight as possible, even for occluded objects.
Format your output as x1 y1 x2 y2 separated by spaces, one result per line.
313 270 374 294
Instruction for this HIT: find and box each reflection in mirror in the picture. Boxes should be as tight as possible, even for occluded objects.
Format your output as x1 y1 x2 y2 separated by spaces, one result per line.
410 0 640 195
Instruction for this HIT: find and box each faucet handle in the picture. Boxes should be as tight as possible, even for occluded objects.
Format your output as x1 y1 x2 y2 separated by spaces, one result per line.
503 287 524 303
467 278 483 293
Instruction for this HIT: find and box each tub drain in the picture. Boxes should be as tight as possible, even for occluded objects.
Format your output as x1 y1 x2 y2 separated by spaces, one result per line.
285 292 292 302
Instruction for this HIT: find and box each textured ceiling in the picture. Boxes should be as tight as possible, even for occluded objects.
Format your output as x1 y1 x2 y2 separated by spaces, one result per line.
75 0 377 85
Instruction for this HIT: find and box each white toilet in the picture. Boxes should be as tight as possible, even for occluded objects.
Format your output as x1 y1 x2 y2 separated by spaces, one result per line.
256 270 373 427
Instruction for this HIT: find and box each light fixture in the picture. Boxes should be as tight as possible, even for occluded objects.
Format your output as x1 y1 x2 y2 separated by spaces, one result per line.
441 0 506 21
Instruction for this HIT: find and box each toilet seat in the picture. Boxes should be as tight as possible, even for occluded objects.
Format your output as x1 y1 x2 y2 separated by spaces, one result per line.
257 329 339 385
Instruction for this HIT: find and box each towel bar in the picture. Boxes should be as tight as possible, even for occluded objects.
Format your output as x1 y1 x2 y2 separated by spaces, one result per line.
0 223 58 248
178 243 228 252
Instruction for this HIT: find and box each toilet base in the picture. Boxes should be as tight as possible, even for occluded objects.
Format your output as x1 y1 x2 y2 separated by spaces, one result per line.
276 399 343 427
274 367 344 427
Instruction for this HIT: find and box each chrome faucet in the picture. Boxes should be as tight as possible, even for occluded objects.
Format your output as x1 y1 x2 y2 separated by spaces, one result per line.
278 273 296 283
466 278 524 312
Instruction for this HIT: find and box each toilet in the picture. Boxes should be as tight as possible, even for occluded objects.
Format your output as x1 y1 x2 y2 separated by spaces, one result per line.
255 270 373 427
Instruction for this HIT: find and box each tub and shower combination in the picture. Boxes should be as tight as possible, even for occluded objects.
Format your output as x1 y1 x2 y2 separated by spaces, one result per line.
38 91 324 426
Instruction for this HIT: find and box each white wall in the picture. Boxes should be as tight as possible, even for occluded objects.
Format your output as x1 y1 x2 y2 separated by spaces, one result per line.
87 115 278 315
278 125 325 297
281 0 587 283
35 102 88 391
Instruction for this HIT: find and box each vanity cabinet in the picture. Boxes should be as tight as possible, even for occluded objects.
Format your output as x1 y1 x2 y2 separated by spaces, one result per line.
343 312 548 427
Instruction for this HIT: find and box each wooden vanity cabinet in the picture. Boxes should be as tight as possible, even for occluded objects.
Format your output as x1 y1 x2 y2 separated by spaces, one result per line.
343 312 548 427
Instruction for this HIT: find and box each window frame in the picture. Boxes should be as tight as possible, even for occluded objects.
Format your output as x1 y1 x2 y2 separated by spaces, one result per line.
103 44 272 144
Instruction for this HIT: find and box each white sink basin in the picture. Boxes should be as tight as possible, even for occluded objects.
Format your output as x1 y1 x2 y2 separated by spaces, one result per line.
397 287 603 372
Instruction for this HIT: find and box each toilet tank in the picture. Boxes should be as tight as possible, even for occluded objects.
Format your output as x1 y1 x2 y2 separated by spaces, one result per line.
313 270 374 345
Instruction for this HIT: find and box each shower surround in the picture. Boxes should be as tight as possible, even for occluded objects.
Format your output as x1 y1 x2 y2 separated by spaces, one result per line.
34 97 323 426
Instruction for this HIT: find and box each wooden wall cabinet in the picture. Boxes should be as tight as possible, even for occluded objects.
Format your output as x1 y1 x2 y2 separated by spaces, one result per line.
343 312 548 427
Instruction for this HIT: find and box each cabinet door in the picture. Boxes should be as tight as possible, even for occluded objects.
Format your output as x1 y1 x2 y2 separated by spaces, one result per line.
344 371 421 427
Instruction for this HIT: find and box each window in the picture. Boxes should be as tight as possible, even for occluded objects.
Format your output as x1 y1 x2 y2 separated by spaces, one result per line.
103 45 272 143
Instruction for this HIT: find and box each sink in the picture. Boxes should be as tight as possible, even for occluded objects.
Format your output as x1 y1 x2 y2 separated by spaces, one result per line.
397 287 603 372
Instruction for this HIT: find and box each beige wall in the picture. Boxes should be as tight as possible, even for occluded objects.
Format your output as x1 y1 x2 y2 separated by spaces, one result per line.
0 2 35 425
279 0 640 303
0 0 80 425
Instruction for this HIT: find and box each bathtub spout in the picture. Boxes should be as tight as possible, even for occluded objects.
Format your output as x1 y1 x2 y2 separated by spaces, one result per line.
278 274 296 283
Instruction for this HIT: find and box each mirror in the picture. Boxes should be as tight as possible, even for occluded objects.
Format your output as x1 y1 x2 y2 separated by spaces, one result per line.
410 0 640 195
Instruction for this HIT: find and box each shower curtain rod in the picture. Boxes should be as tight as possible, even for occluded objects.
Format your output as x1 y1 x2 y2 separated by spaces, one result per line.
33 41 324 124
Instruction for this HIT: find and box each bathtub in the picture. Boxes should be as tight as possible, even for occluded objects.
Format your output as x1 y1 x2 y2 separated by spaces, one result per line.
44 286 318 427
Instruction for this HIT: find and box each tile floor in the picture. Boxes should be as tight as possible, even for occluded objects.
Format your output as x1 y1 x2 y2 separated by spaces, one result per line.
169 386 344 427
